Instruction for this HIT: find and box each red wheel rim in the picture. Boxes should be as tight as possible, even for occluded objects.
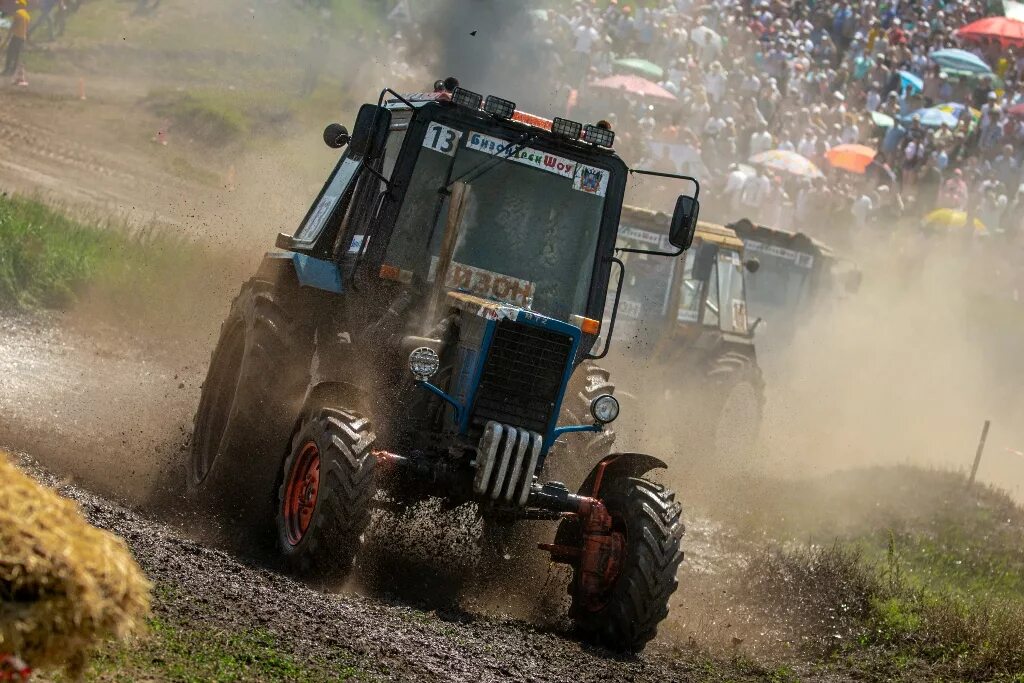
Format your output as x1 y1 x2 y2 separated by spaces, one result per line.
283 441 321 546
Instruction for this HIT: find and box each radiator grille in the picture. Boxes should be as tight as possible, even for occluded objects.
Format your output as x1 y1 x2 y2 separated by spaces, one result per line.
471 320 574 434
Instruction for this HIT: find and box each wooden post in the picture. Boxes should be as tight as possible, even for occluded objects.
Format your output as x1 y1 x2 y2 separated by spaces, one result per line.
968 420 991 486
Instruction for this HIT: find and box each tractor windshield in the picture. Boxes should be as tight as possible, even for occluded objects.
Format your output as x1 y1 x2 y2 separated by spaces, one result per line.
741 240 815 320
385 125 611 321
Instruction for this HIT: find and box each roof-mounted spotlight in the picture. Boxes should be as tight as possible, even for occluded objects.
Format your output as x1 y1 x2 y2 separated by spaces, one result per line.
583 123 615 148
451 87 483 110
552 117 583 141
484 95 516 119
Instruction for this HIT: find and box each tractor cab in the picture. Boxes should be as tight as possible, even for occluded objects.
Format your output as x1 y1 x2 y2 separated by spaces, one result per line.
275 88 699 461
725 219 861 354
615 207 755 356
610 206 764 462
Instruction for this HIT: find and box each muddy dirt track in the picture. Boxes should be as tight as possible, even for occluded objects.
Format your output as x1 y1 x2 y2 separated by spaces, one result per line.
21 458 742 683
0 312 791 681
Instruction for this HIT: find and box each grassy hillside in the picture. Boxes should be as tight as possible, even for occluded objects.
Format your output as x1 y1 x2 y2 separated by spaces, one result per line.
729 467 1024 681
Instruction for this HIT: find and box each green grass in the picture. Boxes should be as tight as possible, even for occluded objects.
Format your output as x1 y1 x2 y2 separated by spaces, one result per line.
0 193 155 310
0 193 242 334
743 470 1024 681
61 617 366 683
145 89 251 146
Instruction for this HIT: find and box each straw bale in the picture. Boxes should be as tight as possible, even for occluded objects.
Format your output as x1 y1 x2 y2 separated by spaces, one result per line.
0 452 151 676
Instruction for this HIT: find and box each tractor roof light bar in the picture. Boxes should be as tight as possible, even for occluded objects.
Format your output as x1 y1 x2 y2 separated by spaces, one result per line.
483 95 516 119
582 124 615 148
451 87 483 110
551 117 582 141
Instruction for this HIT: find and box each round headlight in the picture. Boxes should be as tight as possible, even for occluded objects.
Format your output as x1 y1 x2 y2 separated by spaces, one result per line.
590 394 619 424
408 347 440 381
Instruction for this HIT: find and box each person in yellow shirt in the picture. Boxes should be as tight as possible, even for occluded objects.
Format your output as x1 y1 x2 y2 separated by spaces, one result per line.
2 0 30 81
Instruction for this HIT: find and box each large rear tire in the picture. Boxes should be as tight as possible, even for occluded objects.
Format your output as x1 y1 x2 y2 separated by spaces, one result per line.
705 350 764 463
188 274 313 536
570 477 684 651
275 408 377 582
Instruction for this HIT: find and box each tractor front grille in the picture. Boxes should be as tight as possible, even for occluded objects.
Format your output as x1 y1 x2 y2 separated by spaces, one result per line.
471 320 574 434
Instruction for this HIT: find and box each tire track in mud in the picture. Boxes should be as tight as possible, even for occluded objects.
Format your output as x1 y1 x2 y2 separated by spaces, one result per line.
15 452 766 683
0 315 786 681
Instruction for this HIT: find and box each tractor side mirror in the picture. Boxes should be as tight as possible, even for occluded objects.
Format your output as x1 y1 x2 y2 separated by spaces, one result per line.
669 195 699 250
323 123 350 149
745 258 760 273
349 104 392 160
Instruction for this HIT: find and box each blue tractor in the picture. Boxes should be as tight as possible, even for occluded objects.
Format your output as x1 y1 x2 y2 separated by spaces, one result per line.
188 83 699 650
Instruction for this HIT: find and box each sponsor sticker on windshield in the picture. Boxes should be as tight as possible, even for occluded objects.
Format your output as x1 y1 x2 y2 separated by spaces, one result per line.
744 239 815 269
465 132 578 179
423 122 462 156
445 262 535 309
573 164 609 197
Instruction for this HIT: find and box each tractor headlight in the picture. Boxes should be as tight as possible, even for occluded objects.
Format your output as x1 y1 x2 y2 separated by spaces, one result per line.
590 394 619 424
409 347 440 381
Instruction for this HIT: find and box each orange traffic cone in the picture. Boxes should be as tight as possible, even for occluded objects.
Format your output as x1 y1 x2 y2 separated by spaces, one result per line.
77 77 87 100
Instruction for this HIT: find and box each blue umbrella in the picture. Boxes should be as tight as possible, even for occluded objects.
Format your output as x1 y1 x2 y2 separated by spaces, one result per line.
929 48 993 74
898 70 924 93
902 107 959 127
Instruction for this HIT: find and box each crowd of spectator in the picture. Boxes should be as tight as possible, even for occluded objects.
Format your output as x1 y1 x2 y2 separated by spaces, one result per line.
497 0 1024 244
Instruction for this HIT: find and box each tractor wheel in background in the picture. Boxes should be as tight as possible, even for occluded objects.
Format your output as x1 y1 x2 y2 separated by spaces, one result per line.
276 408 377 582
705 351 765 464
188 275 313 537
568 476 684 651
546 362 617 490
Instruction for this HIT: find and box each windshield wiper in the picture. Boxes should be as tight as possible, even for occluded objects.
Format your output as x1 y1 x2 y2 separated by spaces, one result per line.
423 132 538 262
443 132 537 191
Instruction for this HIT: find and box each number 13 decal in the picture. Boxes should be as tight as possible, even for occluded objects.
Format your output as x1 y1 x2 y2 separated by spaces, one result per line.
423 122 462 156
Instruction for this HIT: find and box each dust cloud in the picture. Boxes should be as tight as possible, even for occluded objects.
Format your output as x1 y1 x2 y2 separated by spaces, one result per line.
759 234 1024 499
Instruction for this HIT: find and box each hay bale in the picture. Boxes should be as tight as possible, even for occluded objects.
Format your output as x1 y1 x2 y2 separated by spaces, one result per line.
0 451 151 677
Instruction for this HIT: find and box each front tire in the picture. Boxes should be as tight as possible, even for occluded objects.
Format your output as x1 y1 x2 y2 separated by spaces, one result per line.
570 477 684 651
275 409 377 582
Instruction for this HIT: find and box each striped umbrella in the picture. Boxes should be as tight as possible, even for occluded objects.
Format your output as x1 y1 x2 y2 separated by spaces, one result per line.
929 48 993 74
749 149 823 178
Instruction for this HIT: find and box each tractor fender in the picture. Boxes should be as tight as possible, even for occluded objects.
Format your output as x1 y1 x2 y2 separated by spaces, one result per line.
300 380 370 420
580 452 668 498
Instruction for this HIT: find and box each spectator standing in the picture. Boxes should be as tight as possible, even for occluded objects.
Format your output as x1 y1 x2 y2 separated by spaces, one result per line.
2 0 29 85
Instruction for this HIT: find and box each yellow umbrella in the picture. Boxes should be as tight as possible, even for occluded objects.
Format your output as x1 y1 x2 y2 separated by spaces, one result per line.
923 208 986 232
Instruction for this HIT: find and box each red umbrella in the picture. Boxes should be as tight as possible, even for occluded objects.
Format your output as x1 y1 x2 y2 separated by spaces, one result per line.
825 144 877 174
1008 102 1024 118
955 16 1024 49
589 74 677 101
